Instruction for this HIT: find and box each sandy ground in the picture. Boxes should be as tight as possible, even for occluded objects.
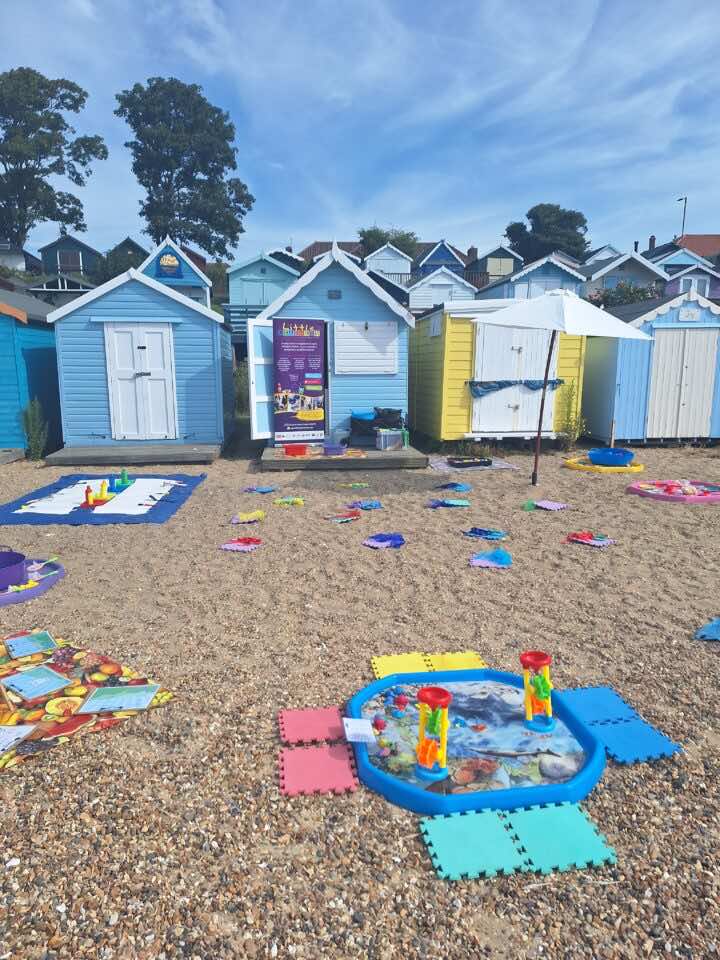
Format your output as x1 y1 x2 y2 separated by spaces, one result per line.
0 443 719 960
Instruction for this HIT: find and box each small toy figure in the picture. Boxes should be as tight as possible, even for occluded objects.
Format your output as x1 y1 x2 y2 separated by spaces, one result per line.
372 714 386 733
391 693 409 718
520 650 555 732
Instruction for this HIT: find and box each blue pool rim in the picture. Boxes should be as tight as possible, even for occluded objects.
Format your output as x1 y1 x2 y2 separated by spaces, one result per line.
346 668 607 815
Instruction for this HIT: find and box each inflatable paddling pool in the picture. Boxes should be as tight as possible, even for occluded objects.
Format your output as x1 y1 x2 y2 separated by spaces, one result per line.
626 480 720 503
565 456 645 475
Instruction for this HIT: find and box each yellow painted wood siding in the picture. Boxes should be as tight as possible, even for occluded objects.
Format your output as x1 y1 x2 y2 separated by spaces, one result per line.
553 334 586 430
409 316 445 439
441 314 474 439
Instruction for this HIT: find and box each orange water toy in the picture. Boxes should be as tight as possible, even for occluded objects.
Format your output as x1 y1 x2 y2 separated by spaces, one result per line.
520 650 556 732
415 685 453 781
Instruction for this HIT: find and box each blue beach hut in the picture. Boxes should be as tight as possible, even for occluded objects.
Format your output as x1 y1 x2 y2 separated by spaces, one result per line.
0 291 61 454
247 243 414 440
582 291 720 442
46 240 234 458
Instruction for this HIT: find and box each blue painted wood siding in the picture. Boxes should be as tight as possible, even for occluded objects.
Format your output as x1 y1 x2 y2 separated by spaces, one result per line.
611 337 653 440
273 261 409 434
0 317 60 449
415 242 464 278
228 257 296 307
476 262 583 300
55 279 225 446
142 244 211 299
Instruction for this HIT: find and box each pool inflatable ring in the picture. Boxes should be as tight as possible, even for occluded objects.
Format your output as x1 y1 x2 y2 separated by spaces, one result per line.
626 480 720 503
565 456 645 475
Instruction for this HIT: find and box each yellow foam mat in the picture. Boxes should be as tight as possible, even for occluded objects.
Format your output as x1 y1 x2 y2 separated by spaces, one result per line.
371 651 488 679
371 652 429 679
425 651 488 671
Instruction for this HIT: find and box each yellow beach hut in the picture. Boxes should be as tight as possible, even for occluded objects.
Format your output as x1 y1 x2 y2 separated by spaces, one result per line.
409 301 585 441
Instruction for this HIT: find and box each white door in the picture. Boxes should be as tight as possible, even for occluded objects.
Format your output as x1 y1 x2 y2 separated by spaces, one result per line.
105 324 177 440
647 329 717 438
471 325 557 435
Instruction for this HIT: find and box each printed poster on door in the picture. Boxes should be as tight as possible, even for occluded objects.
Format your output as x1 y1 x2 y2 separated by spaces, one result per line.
273 318 326 441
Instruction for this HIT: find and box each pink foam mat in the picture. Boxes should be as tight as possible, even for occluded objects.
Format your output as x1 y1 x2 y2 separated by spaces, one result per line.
278 706 345 744
279 743 358 797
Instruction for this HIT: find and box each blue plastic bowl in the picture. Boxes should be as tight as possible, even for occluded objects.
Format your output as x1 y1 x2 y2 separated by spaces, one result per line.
588 447 634 467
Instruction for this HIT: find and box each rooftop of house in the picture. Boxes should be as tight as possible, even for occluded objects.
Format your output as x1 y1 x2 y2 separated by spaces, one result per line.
0 285 54 322
677 234 720 259
603 294 678 323
37 234 103 257
297 240 364 260
266 248 305 271
640 240 682 261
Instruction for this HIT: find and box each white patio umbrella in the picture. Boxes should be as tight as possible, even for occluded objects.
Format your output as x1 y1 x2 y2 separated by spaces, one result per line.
468 289 652 485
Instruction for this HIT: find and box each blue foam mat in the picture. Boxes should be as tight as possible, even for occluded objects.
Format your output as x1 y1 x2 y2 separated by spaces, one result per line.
0 473 206 526
589 717 681 764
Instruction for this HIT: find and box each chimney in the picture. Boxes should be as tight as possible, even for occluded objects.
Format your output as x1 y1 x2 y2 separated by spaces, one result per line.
286 245 292 253
649 234 656 251
467 245 478 262
633 240 639 252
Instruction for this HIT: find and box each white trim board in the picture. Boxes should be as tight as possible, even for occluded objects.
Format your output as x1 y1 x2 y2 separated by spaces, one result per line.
47 268 224 324
471 244 523 264
364 241 413 263
507 254 586 284
627 289 720 328
137 236 213 287
227 251 301 277
416 240 465 268
667 263 720 281
409 266 478 292
588 252 669 282
255 242 414 326
651 248 715 269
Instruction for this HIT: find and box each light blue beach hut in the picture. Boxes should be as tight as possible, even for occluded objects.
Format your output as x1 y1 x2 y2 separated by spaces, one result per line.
582 291 720 442
247 243 414 440
46 240 234 456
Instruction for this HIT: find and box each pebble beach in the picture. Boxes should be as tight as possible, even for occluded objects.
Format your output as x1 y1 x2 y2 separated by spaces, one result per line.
0 445 719 960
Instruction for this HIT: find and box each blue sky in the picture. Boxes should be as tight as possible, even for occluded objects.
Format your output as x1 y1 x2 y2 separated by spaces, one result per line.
2 0 720 262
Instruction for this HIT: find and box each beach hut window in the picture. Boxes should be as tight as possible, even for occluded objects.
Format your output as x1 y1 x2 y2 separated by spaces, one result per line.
334 320 398 374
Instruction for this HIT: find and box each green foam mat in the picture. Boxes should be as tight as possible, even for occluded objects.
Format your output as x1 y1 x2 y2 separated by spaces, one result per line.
506 803 616 874
419 811 530 881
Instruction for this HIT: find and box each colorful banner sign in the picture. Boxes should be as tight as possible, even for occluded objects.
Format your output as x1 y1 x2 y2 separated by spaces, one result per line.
273 318 326 441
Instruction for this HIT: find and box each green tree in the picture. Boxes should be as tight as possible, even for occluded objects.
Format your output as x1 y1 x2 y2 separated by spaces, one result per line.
115 77 254 260
204 261 229 302
358 226 419 259
91 246 146 284
505 203 589 263
586 281 659 308
0 67 108 248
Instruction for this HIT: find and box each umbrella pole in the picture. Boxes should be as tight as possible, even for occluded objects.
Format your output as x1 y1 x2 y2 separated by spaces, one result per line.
531 329 557 486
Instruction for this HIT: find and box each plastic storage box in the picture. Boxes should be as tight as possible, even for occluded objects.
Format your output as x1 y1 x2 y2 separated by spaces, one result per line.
376 429 404 451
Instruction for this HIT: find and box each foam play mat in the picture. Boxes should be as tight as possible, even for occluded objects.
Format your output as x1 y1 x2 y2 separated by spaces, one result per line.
0 629 172 771
626 480 720 503
0 558 65 607
0 473 205 526
564 456 645 474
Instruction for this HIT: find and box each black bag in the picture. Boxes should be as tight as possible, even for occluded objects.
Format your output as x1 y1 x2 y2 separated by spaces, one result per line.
374 407 403 429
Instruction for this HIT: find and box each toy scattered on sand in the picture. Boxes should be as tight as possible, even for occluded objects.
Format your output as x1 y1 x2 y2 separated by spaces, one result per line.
242 485 276 494
326 510 362 523
565 450 644 474
462 527 507 541
468 548 512 568
348 499 382 511
220 537 263 553
436 482 472 493
523 499 568 511
339 482 370 489
626 480 720 504
428 498 470 509
564 531 616 548
362 533 405 550
520 650 555 733
695 619 720 642
274 496 304 507
0 551 65 607
231 510 265 524
446 456 492 469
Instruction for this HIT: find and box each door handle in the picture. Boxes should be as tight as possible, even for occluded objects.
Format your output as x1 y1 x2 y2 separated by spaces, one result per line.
135 372 151 377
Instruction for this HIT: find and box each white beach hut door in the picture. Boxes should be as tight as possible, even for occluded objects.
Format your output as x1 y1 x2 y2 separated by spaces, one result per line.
471 326 557 435
105 323 177 440
647 328 717 438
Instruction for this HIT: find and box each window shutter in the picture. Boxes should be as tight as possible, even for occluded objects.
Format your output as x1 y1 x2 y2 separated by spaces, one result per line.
334 321 398 374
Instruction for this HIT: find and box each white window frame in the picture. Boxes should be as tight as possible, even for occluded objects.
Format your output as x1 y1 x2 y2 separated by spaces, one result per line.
334 320 398 375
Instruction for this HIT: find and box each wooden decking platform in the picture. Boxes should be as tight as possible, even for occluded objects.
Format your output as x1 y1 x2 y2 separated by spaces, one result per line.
45 444 221 466
260 445 428 471
0 449 24 466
